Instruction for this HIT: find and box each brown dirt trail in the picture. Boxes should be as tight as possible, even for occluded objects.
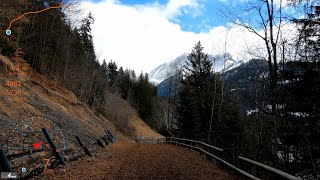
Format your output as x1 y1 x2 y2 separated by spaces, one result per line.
42 142 236 180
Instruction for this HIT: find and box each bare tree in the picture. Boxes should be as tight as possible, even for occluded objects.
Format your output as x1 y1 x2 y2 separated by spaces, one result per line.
224 0 290 115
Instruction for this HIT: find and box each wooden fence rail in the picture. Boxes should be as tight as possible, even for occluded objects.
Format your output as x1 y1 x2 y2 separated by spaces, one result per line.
158 137 301 180
238 156 300 180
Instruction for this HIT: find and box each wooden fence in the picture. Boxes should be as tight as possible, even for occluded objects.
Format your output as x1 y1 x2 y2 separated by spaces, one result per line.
0 128 116 179
158 137 301 180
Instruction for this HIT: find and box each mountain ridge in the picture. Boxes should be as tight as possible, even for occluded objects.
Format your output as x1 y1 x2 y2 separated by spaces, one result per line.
149 52 244 85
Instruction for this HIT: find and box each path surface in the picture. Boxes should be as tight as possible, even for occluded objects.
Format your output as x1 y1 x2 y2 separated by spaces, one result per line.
42 142 236 180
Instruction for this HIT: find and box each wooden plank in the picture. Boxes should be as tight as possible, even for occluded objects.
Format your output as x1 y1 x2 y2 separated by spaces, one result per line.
7 149 44 159
9 151 47 168
162 137 224 152
166 141 260 180
238 156 301 180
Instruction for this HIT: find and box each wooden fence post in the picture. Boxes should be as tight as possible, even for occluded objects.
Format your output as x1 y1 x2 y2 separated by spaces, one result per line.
107 130 115 139
101 136 108 145
97 139 105 148
42 128 67 166
76 136 92 156
0 149 12 172
107 133 114 143
76 136 84 146
104 130 114 143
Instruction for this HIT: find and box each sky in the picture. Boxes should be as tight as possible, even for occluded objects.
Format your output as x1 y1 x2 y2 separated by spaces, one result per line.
80 0 297 73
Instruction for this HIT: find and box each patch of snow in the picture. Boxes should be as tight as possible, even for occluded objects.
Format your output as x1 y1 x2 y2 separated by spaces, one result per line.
247 108 259 116
289 112 309 117
266 104 286 110
278 80 290 84
277 151 295 163
149 53 244 85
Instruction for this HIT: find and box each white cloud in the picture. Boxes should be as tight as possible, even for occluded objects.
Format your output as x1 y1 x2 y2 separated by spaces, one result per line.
81 0 294 73
164 0 203 18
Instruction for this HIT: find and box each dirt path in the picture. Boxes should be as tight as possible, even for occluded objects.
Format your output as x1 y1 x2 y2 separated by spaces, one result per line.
42 142 236 180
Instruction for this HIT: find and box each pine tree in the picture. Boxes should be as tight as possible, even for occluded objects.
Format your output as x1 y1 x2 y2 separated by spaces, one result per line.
177 41 214 140
79 12 95 58
107 60 118 88
293 3 320 177
177 41 243 146
295 3 320 65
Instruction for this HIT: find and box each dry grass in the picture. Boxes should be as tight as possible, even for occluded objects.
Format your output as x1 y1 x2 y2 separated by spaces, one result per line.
130 116 164 139
0 55 14 70
104 92 163 140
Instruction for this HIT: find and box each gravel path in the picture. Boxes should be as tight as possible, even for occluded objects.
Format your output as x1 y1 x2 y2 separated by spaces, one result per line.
42 142 237 180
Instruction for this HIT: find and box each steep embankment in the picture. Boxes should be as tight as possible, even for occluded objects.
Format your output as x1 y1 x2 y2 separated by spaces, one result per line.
104 92 163 139
0 55 162 154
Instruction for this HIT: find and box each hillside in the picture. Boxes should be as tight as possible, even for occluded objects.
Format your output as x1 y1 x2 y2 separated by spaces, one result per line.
103 91 163 139
222 59 270 111
0 54 162 168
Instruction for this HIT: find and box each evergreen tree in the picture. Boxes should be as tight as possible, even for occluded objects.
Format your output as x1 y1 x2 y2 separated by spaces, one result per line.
177 41 242 147
177 41 214 140
107 60 118 88
101 60 108 79
295 3 320 65
117 67 131 99
79 12 95 58
291 3 320 177
118 67 124 77
130 70 136 80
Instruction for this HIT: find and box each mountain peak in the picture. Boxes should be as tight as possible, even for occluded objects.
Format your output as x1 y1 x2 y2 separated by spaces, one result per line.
149 53 243 85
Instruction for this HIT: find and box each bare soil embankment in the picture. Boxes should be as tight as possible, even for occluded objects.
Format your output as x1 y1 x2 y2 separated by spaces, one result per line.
0 55 162 158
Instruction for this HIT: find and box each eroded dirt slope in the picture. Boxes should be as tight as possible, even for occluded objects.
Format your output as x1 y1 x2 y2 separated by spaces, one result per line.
0 55 125 146
0 55 162 155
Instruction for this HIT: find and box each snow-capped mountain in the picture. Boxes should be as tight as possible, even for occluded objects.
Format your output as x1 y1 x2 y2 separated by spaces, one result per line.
149 52 243 85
